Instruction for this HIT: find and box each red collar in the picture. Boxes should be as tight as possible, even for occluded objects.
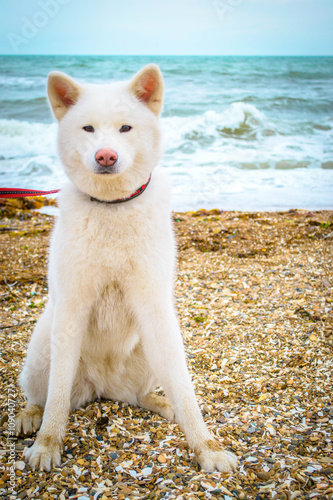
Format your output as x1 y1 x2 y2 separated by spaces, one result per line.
90 174 151 204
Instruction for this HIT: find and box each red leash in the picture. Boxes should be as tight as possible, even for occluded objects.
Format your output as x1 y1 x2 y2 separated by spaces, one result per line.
0 175 151 203
0 188 60 199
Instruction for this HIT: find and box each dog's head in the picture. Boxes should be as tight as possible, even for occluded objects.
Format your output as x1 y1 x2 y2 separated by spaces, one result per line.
47 64 164 198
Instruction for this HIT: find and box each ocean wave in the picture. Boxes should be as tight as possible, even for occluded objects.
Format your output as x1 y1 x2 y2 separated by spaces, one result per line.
283 70 333 80
0 97 51 123
243 95 308 105
0 75 45 87
1 97 48 109
19 156 56 176
242 95 333 114
0 119 57 158
163 102 275 148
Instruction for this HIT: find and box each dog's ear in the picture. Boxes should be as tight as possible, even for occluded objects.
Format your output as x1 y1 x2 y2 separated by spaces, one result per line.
129 64 164 116
47 71 81 120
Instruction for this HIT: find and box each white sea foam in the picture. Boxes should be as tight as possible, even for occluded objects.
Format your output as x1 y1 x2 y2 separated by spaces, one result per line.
0 119 57 159
0 119 64 190
169 164 333 211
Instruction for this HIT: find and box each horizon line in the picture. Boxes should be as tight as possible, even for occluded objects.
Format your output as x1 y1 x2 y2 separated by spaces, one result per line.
1 53 333 57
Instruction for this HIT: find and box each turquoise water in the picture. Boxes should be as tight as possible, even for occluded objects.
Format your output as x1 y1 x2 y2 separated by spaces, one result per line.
0 55 332 210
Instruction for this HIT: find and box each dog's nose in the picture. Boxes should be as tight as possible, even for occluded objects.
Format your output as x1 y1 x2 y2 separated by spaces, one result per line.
95 148 118 167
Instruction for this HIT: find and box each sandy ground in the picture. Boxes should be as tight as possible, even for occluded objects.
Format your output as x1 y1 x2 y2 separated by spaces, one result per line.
0 200 332 499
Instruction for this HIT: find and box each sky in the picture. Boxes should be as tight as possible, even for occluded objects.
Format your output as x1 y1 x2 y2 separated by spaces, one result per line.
0 0 332 56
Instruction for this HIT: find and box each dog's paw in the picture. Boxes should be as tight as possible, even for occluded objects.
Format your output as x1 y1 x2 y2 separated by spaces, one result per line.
16 405 43 436
153 396 175 422
138 393 175 422
160 403 175 422
23 435 61 471
196 439 238 473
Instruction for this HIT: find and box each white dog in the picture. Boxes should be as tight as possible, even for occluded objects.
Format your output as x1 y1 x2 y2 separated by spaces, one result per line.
16 64 237 473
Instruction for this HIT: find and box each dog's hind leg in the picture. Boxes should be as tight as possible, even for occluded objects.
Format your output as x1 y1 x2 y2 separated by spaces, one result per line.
15 405 44 436
137 392 175 422
16 303 52 436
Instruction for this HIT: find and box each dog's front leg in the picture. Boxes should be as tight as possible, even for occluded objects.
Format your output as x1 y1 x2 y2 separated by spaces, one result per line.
133 295 238 473
24 300 86 471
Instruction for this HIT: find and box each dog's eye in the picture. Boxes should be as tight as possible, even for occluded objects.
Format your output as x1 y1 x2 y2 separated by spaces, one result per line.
120 125 132 133
83 125 95 133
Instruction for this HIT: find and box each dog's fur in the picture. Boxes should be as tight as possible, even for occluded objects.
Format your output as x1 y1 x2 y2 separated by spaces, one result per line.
16 64 237 473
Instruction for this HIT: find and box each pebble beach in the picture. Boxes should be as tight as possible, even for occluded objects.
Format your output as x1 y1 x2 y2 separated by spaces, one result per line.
0 199 333 499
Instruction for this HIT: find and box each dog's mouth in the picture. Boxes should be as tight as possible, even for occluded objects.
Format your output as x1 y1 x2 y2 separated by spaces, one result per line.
97 169 114 175
94 164 118 175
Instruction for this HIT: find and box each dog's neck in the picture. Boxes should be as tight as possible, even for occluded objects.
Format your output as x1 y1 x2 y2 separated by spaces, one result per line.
89 174 152 205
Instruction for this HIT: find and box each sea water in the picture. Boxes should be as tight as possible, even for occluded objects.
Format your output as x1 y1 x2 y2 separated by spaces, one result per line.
0 55 332 211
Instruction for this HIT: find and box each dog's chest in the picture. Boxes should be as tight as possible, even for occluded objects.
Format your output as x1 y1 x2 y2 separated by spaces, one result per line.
76 206 160 270
84 280 139 361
